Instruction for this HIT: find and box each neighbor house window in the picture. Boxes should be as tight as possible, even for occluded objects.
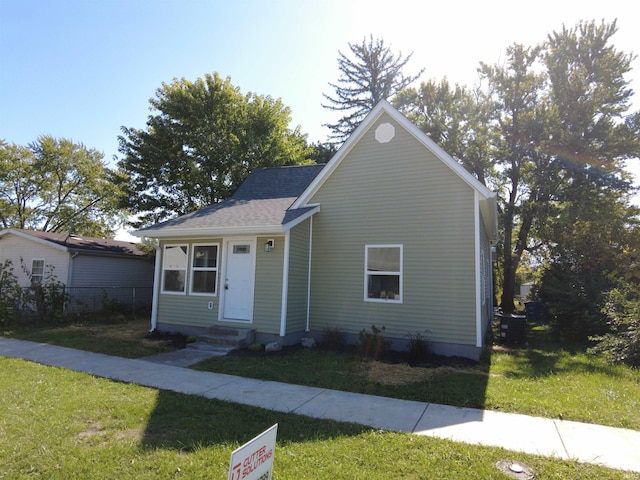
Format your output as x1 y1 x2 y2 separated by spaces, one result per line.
190 244 219 295
31 259 45 285
162 244 188 294
365 245 402 303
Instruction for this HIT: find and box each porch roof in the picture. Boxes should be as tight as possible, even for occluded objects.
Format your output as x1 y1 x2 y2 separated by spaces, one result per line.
134 164 325 238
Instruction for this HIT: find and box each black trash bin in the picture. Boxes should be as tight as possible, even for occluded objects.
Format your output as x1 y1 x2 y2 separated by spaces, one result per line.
496 313 527 344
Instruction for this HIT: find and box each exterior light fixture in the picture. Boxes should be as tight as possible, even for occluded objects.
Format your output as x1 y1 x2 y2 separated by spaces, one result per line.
264 239 274 252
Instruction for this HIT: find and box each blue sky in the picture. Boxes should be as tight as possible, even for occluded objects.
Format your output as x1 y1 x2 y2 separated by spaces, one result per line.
1 0 638 196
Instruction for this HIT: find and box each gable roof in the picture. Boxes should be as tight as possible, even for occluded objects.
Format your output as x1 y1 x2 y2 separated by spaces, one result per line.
292 100 498 241
294 100 495 206
133 101 498 242
0 228 149 257
134 164 325 238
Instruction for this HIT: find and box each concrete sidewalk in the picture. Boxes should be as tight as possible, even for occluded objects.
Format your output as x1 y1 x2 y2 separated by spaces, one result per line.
1 337 639 473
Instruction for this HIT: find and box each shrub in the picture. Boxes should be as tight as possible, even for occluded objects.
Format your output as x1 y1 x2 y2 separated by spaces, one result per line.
589 282 640 367
18 261 70 323
406 331 431 363
358 324 388 360
535 260 611 341
100 291 126 315
0 260 20 325
322 326 344 352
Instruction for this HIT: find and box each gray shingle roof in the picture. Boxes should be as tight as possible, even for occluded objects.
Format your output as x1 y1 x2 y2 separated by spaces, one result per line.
3 229 147 257
137 164 325 236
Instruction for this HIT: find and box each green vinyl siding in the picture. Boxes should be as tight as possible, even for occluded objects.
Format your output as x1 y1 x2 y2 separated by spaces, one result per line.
286 219 311 334
157 237 285 333
252 236 285 334
157 239 222 329
307 112 478 346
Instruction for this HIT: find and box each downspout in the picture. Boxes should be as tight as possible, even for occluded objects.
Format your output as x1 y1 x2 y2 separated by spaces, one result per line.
279 231 290 337
149 244 161 333
67 252 78 286
305 216 313 332
474 191 483 348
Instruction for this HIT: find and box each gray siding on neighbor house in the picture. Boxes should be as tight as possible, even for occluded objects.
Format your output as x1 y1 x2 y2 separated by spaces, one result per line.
70 254 153 288
69 254 154 310
0 234 70 287
156 239 222 329
307 112 478 347
252 235 285 334
286 219 311 334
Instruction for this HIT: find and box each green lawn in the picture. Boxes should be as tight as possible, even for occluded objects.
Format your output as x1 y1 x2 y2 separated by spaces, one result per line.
2 357 637 479
4 317 640 430
195 323 640 430
1 316 181 358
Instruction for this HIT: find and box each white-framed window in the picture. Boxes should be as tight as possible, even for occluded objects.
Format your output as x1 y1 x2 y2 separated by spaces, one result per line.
162 244 188 294
364 244 403 303
190 243 219 295
31 258 45 285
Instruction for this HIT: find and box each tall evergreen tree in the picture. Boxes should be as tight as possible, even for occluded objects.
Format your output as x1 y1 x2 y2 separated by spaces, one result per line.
323 35 423 143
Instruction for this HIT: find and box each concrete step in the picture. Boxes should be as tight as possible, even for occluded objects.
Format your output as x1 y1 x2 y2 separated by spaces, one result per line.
186 341 236 355
187 327 255 353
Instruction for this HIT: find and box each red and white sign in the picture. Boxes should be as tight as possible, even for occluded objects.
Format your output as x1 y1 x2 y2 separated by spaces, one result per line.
228 424 278 480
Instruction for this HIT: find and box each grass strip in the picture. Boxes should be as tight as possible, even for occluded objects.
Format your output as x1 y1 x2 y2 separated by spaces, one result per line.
1 358 636 479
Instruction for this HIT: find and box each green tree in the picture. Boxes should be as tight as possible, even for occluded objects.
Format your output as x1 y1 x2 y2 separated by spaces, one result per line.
117 73 311 228
536 196 640 340
589 280 640 366
323 35 423 143
481 20 639 313
0 136 123 237
393 20 639 318
394 78 496 187
308 142 337 164
478 43 551 314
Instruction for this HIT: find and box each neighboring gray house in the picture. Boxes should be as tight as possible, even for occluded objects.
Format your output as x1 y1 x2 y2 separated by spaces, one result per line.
0 228 154 312
135 100 498 360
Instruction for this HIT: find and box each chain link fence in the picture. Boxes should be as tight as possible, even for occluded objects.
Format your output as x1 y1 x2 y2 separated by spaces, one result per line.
65 286 153 316
3 286 153 321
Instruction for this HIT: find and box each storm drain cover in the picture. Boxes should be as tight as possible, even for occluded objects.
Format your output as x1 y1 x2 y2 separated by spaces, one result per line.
496 460 535 479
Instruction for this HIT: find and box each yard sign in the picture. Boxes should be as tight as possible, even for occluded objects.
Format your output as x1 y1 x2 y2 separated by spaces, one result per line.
228 424 278 480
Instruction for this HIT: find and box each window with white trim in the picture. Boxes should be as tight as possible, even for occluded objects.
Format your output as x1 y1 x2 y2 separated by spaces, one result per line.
162 244 188 294
31 259 45 285
190 244 219 295
365 245 402 303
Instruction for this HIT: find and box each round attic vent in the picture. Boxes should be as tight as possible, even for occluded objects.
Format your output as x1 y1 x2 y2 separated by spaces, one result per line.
375 122 395 143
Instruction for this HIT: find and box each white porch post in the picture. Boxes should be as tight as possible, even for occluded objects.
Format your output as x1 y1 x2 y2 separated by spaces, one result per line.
474 191 483 347
150 246 161 332
306 216 313 332
279 231 291 337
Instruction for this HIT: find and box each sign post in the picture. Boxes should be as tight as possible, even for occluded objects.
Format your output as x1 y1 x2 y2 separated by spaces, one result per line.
228 424 278 480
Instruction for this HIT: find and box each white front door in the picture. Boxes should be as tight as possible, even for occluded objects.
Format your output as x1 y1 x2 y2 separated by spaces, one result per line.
222 240 256 321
